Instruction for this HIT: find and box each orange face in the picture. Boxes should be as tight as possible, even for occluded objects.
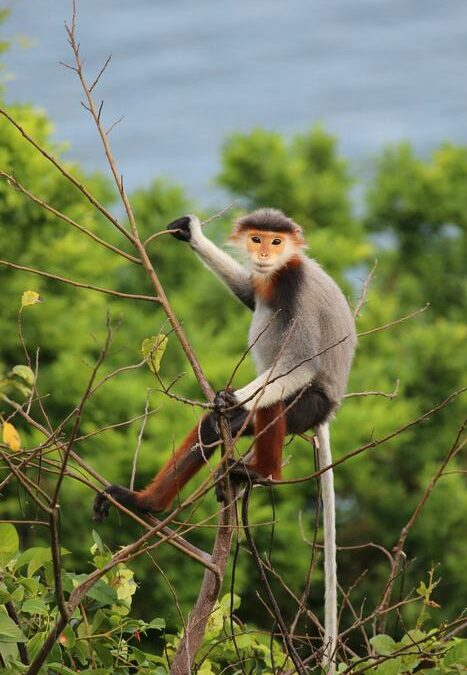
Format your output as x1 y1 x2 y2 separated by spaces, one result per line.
245 230 288 273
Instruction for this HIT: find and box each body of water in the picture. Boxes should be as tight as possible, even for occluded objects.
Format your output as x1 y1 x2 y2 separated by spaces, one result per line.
2 0 467 202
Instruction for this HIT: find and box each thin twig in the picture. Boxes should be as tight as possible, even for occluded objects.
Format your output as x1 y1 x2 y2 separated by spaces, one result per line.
353 259 377 318
0 259 158 303
0 171 140 264
129 391 150 491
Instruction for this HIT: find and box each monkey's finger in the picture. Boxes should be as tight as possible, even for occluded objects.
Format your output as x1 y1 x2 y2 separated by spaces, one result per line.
166 216 192 242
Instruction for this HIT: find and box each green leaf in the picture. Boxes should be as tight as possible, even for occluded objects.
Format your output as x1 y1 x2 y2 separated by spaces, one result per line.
370 634 396 656
220 592 240 612
11 381 31 398
417 581 428 598
0 524 19 566
91 608 106 635
58 624 75 650
0 640 22 669
374 657 401 675
0 614 27 643
148 618 166 630
0 583 11 603
141 334 168 374
15 546 69 577
21 598 49 616
401 628 426 646
92 642 114 669
10 365 35 386
27 548 53 577
234 633 254 649
21 290 43 307
48 665 78 675
10 587 24 603
82 578 118 606
443 639 467 667
27 633 47 661
17 578 39 596
92 529 105 553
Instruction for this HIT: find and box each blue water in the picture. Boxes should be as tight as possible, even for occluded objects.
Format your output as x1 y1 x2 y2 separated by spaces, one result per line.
2 0 467 202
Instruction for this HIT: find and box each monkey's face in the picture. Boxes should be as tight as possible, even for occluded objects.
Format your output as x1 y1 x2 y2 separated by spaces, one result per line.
244 229 294 275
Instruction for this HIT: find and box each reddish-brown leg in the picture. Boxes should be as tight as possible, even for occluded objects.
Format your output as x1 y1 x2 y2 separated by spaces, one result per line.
135 422 209 511
248 401 286 480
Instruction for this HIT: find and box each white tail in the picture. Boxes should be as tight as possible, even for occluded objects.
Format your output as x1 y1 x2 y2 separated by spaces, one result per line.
316 422 337 674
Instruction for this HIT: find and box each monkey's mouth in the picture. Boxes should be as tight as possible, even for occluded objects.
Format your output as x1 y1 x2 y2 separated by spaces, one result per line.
255 262 274 272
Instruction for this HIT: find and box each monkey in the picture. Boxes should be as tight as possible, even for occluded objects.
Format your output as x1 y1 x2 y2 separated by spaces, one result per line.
93 208 356 671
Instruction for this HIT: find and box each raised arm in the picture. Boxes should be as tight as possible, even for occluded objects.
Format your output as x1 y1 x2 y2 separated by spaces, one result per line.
168 215 255 310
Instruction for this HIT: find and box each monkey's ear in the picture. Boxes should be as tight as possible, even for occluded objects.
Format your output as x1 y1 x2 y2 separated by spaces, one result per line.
166 216 193 242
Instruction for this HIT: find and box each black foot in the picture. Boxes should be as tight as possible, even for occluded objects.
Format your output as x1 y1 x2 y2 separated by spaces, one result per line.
215 458 266 503
92 484 136 522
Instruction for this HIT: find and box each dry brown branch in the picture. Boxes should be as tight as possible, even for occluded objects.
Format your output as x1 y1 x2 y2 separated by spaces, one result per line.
0 258 158 302
357 303 429 337
129 391 150 490
0 106 133 243
274 386 466 488
353 259 378 318
64 4 213 400
5 600 29 665
241 484 307 674
376 417 466 628
2 396 214 570
0 171 140 264
344 379 399 400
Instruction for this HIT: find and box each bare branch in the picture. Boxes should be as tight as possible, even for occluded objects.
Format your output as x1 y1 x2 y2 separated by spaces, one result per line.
0 106 134 243
106 114 124 136
353 259 377 318
344 380 400 400
0 171 140 264
358 304 429 337
0 258 159 302
89 53 112 92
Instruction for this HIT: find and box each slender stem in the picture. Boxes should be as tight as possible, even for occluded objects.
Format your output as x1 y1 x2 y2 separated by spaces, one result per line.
0 259 158 303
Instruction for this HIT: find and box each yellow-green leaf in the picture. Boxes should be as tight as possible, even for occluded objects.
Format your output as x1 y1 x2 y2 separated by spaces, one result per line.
11 365 35 386
141 334 168 374
2 421 21 451
21 290 43 307
0 523 19 567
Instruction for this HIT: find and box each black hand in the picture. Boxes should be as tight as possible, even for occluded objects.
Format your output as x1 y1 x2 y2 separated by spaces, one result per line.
166 215 193 242
214 388 238 414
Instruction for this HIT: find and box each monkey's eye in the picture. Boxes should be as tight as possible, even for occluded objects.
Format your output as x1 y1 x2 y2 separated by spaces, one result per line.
272 238 282 246
251 236 261 244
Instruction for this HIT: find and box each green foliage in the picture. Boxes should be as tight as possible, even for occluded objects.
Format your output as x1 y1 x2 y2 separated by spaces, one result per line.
0 526 166 674
365 143 467 317
338 631 467 674
1 529 464 673
165 593 294 673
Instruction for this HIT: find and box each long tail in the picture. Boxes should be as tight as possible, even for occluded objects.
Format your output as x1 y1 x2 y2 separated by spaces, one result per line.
316 422 337 674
